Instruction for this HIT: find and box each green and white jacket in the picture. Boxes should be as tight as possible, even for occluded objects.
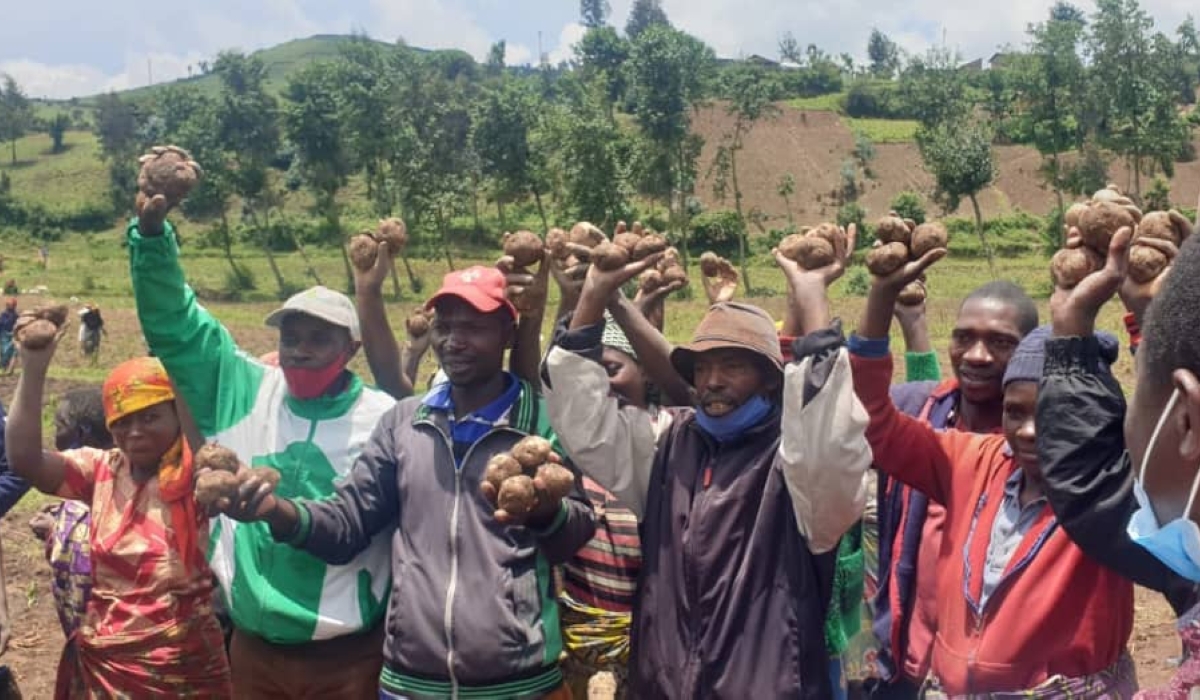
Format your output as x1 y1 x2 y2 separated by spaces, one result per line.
127 219 396 644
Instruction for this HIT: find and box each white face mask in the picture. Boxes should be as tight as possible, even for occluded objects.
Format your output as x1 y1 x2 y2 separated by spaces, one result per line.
1127 389 1200 582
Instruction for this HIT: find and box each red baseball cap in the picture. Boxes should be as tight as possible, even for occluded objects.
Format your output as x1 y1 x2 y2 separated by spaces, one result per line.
426 266 517 318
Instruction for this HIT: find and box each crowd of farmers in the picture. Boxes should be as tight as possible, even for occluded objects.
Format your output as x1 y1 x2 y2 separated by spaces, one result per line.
0 145 1198 700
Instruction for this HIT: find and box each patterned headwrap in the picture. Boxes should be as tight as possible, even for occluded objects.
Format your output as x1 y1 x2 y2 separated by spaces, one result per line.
102 357 199 571
602 312 638 362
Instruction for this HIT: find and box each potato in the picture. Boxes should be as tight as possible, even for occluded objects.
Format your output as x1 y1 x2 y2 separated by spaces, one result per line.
897 281 926 306
484 454 523 491
15 318 57 350
807 222 845 250
613 232 642 254
502 230 544 269
1136 211 1192 245
137 145 202 206
405 310 432 338
546 228 570 260
497 475 537 518
511 436 554 470
875 215 912 246
590 241 630 271
536 463 575 502
1064 202 1089 229
1128 245 1170 284
781 234 835 270
1091 185 1125 204
661 265 688 286
632 233 669 261
243 466 281 490
195 443 241 474
569 222 606 248
348 233 380 271
376 218 408 253
195 470 241 509
1051 247 1104 289
1079 201 1137 253
910 222 949 259
639 269 664 293
699 251 722 277
865 242 910 276
631 221 645 236
659 247 683 270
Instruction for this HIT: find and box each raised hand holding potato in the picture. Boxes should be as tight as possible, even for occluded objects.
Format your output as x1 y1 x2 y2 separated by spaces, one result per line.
1050 226 1133 338
134 145 203 235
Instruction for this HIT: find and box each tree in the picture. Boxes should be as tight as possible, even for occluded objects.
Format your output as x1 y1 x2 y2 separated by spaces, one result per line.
867 29 901 79
709 65 780 292
576 27 630 118
93 91 142 214
900 47 969 127
542 99 634 224
1020 4 1088 232
627 25 714 261
917 118 998 275
473 80 548 229
625 0 670 39
211 51 288 295
581 0 610 28
48 113 70 153
0 75 32 164
486 40 507 75
779 32 803 64
285 61 355 291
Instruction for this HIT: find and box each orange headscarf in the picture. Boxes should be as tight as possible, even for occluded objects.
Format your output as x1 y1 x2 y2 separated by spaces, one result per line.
102 357 199 570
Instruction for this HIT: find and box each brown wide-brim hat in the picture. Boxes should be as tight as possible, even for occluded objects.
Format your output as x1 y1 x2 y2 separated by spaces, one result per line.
670 302 785 385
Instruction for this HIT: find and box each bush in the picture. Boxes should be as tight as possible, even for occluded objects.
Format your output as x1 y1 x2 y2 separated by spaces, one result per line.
844 267 870 297
843 81 909 119
889 192 926 225
836 202 871 249
1145 177 1172 212
945 211 1044 258
689 210 744 257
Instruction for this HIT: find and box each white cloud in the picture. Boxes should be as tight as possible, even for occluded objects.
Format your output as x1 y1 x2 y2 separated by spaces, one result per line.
368 0 496 59
547 23 588 65
505 43 536 66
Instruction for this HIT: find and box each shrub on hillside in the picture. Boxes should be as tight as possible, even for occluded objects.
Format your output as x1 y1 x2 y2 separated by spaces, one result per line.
689 210 744 257
889 192 926 225
843 81 909 120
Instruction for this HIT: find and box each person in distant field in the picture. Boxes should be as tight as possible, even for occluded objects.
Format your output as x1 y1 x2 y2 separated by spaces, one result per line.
38 245 49 270
2 281 17 296
0 299 17 374
78 305 106 364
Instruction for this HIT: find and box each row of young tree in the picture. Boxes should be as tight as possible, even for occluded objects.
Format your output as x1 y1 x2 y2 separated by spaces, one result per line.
1 0 1198 295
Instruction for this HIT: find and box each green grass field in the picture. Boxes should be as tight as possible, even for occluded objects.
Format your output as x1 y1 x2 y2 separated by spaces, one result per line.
3 130 107 212
845 117 919 143
788 92 846 111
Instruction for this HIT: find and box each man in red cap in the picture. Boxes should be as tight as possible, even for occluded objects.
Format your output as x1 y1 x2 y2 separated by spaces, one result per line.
542 246 872 699
219 265 596 699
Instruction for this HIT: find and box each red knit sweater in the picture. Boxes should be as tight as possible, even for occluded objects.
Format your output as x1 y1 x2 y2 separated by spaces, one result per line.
853 353 1133 694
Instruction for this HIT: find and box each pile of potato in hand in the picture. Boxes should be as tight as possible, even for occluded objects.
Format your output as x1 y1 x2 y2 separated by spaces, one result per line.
348 218 409 271
1052 184 1191 287
482 436 576 523
193 443 281 513
13 304 70 350
862 213 948 305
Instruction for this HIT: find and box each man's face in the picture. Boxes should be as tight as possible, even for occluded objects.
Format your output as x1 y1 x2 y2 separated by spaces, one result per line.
602 347 647 409
277 314 355 370
1002 381 1039 477
692 347 773 417
431 298 513 388
949 298 1023 405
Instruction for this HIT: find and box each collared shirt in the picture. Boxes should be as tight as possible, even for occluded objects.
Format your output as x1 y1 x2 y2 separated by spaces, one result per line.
981 466 1047 607
421 372 521 464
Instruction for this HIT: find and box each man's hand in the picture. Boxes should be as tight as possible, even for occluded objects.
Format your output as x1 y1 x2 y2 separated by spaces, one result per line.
352 238 393 296
893 281 933 354
480 462 568 529
1051 226 1132 338
200 467 279 522
700 259 739 304
498 249 551 319
775 223 857 335
13 322 66 372
1119 236 1179 327
571 253 664 330
858 243 946 341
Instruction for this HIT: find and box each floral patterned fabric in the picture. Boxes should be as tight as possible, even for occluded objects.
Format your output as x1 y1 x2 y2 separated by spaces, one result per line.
45 500 93 639
1137 601 1200 699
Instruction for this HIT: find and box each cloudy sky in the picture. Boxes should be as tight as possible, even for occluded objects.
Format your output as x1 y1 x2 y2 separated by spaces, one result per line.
2 0 1197 99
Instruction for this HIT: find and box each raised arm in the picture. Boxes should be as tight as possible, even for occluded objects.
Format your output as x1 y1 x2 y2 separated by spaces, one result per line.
353 240 414 400
1041 226 1196 608
4 337 73 494
607 293 692 407
894 286 941 382
499 250 552 385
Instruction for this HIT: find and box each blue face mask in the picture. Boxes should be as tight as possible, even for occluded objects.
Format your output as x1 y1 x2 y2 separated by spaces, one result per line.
693 394 773 443
1127 389 1200 582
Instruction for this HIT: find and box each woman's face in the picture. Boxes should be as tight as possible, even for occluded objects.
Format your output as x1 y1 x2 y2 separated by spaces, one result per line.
109 401 181 471
602 347 647 409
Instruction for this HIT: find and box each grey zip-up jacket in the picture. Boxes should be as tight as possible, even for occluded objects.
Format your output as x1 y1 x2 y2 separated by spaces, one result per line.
279 379 595 699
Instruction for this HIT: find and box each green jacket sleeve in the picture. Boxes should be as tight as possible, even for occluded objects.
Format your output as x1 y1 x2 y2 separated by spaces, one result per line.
127 218 264 436
903 350 941 382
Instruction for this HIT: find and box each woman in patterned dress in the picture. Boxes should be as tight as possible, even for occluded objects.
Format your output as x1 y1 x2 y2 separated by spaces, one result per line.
5 338 231 699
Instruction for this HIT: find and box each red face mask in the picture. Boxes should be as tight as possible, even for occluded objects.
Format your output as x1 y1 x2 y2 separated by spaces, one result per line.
282 353 348 400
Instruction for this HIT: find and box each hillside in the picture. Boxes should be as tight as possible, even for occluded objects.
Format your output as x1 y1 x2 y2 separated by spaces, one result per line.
690 103 1200 225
